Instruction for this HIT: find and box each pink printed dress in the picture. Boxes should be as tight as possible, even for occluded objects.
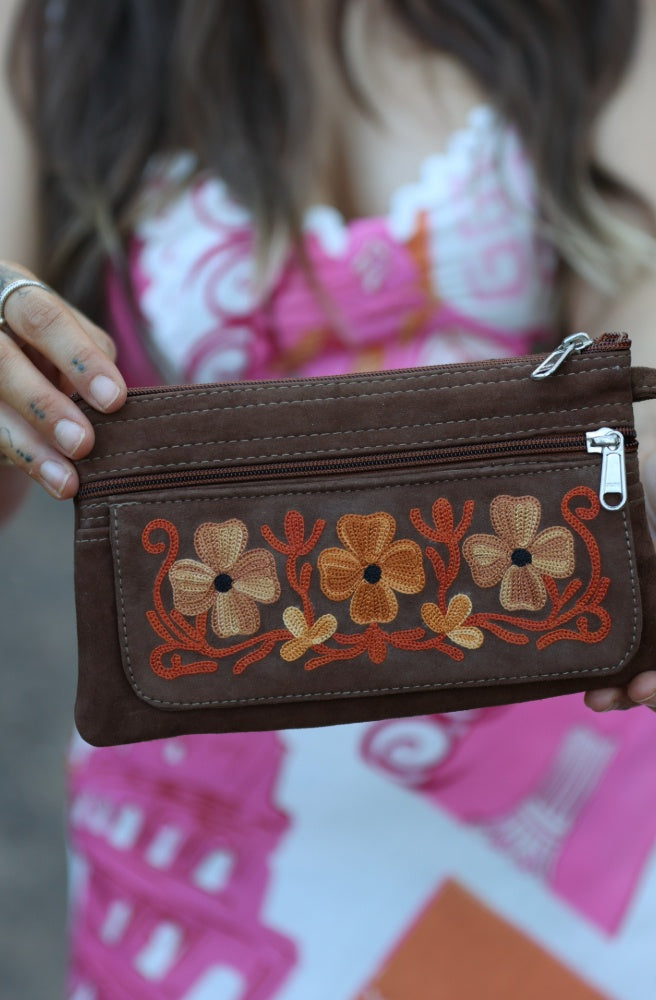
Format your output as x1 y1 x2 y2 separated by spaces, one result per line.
67 107 656 1000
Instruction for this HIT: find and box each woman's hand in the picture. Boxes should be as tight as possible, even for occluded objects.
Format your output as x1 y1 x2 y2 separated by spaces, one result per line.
584 446 656 714
0 262 127 501
584 672 656 713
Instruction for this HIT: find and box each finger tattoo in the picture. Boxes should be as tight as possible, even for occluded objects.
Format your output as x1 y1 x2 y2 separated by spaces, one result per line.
0 425 33 463
29 401 46 420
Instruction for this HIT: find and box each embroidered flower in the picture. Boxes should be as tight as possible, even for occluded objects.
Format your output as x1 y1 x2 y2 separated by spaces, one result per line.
462 495 574 612
421 594 484 649
280 607 338 661
169 519 280 637
318 512 425 624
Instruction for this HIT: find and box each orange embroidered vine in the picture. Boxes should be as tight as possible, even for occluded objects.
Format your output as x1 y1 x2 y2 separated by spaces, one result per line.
410 497 474 610
141 485 613 680
261 509 326 627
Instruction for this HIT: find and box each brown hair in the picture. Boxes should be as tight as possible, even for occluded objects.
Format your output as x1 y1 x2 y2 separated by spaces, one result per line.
9 0 644 324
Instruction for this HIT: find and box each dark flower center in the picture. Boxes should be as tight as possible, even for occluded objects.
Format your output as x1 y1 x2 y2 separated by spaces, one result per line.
510 547 532 568
363 563 382 584
214 572 233 593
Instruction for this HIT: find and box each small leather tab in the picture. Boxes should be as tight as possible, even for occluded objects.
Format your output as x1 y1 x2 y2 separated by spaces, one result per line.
631 367 656 402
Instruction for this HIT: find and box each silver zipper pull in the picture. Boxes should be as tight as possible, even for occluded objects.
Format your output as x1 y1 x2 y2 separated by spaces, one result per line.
531 332 594 379
586 427 627 511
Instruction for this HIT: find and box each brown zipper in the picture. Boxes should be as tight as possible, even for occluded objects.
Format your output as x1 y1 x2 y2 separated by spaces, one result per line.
77 427 636 501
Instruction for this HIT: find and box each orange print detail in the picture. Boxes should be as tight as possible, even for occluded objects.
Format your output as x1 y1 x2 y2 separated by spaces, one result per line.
353 345 385 373
356 880 609 1000
271 328 334 375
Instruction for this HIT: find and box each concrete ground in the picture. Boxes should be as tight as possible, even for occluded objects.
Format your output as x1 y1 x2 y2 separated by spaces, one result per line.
0 483 76 999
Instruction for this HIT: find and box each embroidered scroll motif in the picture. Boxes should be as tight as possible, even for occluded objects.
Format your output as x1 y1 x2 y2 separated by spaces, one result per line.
141 487 613 678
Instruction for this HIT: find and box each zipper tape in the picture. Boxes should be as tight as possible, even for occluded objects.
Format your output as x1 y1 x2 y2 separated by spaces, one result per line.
77 427 636 504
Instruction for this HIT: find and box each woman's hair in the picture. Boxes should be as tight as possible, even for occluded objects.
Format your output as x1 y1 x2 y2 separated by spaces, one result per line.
9 0 650 323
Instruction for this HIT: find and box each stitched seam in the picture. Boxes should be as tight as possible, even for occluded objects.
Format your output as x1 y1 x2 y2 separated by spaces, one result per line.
111 463 639 706
81 362 550 412
118 362 542 405
621 505 639 669
83 416 631 478
107 354 629 405
84 402 629 465
113 507 132 709
86 365 624 427
118 665 636 708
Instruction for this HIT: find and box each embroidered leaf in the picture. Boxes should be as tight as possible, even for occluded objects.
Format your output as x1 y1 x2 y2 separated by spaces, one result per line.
455 500 475 539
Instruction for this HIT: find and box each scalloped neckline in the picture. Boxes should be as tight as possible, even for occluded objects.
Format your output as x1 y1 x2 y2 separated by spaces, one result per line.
300 103 501 254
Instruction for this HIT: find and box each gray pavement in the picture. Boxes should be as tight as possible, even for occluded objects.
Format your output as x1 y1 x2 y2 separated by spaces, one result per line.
0 484 76 999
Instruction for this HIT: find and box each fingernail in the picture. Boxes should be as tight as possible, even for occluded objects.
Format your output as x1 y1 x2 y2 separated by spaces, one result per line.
41 459 71 497
89 374 120 410
55 418 85 456
591 693 618 712
634 689 656 705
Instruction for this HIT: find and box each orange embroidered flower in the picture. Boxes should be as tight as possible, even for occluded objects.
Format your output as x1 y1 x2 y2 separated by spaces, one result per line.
169 519 280 637
462 495 574 612
280 607 338 661
318 512 425 624
422 594 484 649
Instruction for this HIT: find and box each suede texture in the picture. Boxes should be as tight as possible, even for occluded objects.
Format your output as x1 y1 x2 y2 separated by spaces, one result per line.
73 341 656 746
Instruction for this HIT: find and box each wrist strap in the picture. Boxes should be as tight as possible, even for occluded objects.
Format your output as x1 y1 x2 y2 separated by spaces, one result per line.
631 367 656 402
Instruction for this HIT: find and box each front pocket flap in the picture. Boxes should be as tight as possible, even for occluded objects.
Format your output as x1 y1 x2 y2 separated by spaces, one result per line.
110 461 642 711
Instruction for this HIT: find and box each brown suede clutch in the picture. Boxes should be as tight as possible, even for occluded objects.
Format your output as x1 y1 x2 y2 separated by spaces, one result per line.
73 333 656 746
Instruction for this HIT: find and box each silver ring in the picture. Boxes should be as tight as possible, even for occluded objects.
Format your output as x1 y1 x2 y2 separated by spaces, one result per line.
0 278 50 328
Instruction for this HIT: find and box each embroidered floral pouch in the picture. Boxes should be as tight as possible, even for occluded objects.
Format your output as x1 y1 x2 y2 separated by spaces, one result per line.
73 333 656 746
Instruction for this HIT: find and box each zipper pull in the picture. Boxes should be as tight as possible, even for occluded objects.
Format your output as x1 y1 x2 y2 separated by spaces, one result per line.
586 427 627 511
531 332 594 379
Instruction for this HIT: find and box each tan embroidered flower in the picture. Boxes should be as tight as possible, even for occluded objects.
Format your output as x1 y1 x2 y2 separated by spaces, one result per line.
422 594 484 649
318 512 425 624
169 519 280 637
462 495 574 612
280 607 338 661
